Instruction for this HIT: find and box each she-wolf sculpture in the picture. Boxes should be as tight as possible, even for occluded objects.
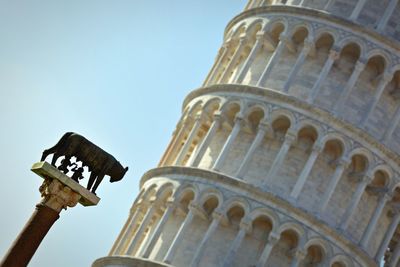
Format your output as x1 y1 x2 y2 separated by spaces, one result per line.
41 132 128 194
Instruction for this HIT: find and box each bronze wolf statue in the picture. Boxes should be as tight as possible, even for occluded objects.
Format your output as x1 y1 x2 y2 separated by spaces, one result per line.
41 132 128 194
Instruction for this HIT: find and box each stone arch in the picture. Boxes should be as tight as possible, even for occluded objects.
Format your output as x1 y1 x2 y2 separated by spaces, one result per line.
198 187 224 213
174 183 200 203
329 254 354 267
140 183 158 203
320 133 348 159
303 237 333 261
220 99 244 124
289 24 312 51
365 49 391 72
314 29 339 47
348 147 373 170
246 19 265 37
249 207 280 231
337 38 366 59
265 18 289 34
187 99 204 117
270 108 296 126
295 120 321 143
244 105 267 130
221 196 251 218
277 221 305 240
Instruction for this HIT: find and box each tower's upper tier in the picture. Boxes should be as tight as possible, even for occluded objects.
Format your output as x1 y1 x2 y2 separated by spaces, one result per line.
245 0 400 42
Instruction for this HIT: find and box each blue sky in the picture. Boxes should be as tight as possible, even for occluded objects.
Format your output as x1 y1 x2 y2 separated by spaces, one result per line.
0 1 245 266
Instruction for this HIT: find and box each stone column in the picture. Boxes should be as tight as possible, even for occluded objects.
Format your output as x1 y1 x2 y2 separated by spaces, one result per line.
289 249 307 267
324 0 335 10
158 114 185 166
361 72 393 127
333 60 366 115
255 232 280 267
383 106 400 143
290 142 323 199
163 203 197 264
236 122 270 178
377 0 398 32
375 209 400 261
257 34 289 87
339 174 372 230
174 114 205 165
350 0 368 21
262 130 297 187
234 32 265 83
164 116 194 166
212 115 243 171
389 239 400 267
188 113 222 167
283 38 313 93
204 41 232 86
126 202 160 255
222 218 252 267
111 204 145 255
360 192 391 248
141 201 176 258
219 36 247 83
308 48 340 103
318 158 349 213
0 178 81 267
190 211 225 267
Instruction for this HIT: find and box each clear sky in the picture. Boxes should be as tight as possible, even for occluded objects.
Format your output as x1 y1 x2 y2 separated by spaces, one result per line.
0 1 245 266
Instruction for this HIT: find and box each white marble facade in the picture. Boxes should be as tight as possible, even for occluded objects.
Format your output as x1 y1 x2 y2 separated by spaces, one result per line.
93 1 400 267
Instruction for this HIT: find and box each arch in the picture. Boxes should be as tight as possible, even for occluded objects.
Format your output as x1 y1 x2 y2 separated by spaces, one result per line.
154 182 175 200
303 237 333 260
140 183 158 203
202 97 222 118
174 183 200 203
221 196 251 218
314 29 338 47
220 99 244 124
246 19 265 36
365 49 391 71
295 121 321 144
270 108 296 126
249 207 280 231
337 38 365 59
288 23 313 41
277 221 305 240
245 105 267 129
198 187 224 210
370 165 393 188
348 147 373 168
329 254 354 267
320 133 348 159
187 99 204 117
265 18 289 34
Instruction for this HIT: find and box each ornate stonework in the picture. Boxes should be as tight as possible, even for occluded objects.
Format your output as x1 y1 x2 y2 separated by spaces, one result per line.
94 1 400 266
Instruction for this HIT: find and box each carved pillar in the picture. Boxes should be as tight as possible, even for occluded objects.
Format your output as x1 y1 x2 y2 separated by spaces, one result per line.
389 240 400 267
236 122 270 178
262 130 297 187
222 218 252 267
319 158 349 213
190 211 225 267
0 178 81 267
383 105 400 143
219 36 247 83
283 38 313 93
255 232 280 267
308 48 339 103
290 142 323 199
333 60 366 115
212 115 243 171
188 113 222 167
174 114 205 165
126 201 160 255
163 203 197 264
141 201 176 258
204 41 232 86
350 0 367 20
377 0 398 32
375 209 400 261
257 34 288 87
234 32 265 83
360 192 391 248
289 249 307 267
324 0 335 10
361 72 393 126
339 174 372 230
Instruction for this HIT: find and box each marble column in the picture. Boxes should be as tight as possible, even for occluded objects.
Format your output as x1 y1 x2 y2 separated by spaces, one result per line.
333 60 366 115
360 192 391 248
164 116 194 166
213 115 243 171
141 202 176 258
222 218 252 267
324 0 335 10
283 38 314 93
219 37 247 83
383 105 400 143
255 232 280 267
290 142 323 199
308 48 340 103
289 249 307 267
350 0 368 21
257 34 289 87
204 41 232 86
377 0 398 32
188 113 222 167
375 209 400 261
389 239 400 267
339 174 372 230
262 130 297 187
163 204 197 264
174 114 205 165
234 33 265 83
236 122 270 178
361 72 393 127
190 211 225 267
318 158 349 213
126 203 160 255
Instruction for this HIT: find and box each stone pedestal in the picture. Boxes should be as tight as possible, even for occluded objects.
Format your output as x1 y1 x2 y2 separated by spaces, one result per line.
0 161 100 267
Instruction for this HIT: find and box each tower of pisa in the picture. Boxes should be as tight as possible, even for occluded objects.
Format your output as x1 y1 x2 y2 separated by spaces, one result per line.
93 0 400 266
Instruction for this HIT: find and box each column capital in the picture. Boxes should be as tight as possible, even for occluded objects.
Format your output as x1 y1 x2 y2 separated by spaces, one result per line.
337 156 351 168
239 217 253 233
258 121 272 133
284 130 297 144
328 48 341 60
382 72 394 83
279 33 290 43
294 249 307 260
303 38 315 52
354 59 367 72
312 141 324 153
212 209 229 226
234 114 244 125
267 232 280 245
39 179 81 213
256 31 266 40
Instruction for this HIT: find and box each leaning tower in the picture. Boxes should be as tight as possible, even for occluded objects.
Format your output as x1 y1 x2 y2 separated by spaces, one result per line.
93 0 400 266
